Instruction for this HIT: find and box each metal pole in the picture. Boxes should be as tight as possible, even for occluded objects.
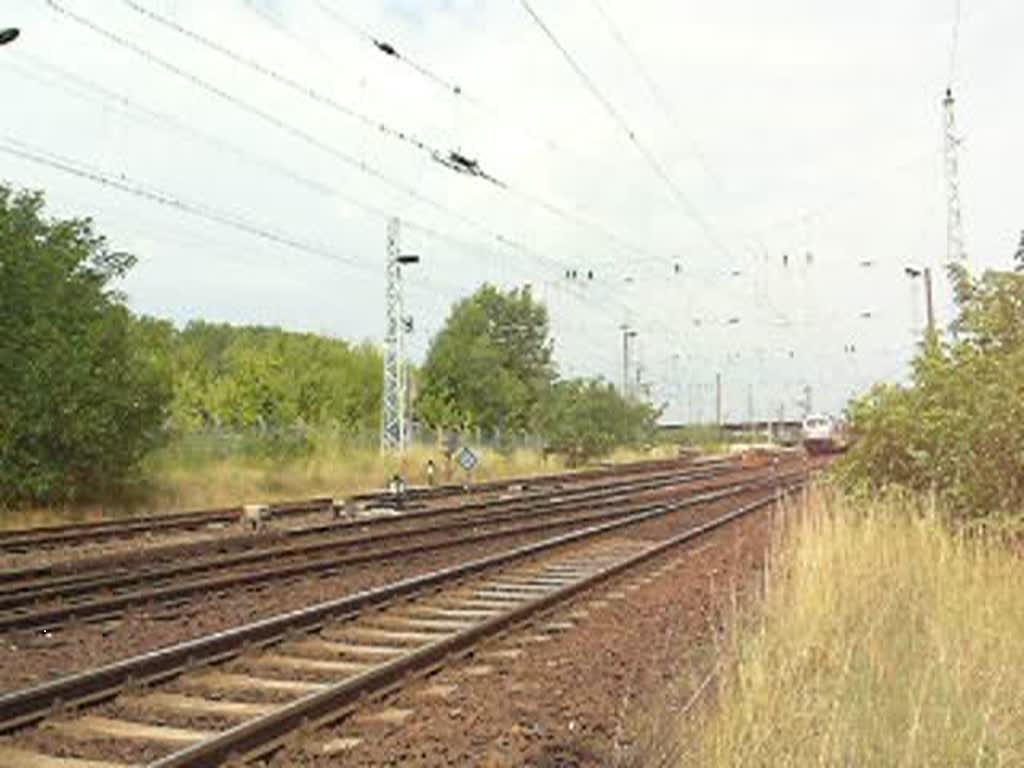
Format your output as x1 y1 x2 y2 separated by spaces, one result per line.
620 327 636 398
924 267 936 336
381 219 403 453
621 328 629 396
715 372 723 426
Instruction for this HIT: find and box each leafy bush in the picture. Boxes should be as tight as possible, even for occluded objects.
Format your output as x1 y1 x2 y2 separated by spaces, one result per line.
535 378 659 466
838 261 1024 519
0 186 171 504
164 321 381 435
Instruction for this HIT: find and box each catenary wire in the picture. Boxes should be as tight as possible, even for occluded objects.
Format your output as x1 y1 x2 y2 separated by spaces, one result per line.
173 0 674 273
265 7 789 334
231 0 793 331
0 140 376 274
309 0 627 182
1 52 649 361
309 0 459 96
35 2 798 377
40 2 741 357
42 0 607 292
518 1 731 260
517 0 791 325
586 0 730 205
118 0 471 176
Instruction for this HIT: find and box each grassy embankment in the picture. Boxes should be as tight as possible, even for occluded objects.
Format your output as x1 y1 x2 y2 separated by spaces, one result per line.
2 437 678 529
676 488 1024 766
145 442 565 510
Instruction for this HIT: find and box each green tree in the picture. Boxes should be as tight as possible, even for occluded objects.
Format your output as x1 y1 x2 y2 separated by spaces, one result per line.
839 262 1024 519
165 322 381 436
417 284 555 433
535 378 659 466
0 186 171 504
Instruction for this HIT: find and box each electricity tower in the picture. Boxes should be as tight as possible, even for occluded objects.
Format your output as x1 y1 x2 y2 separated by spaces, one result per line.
943 88 967 264
381 219 419 453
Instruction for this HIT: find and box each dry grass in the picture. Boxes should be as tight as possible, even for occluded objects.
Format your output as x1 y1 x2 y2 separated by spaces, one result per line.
680 488 1024 767
0 442 680 529
143 444 568 511
143 443 674 513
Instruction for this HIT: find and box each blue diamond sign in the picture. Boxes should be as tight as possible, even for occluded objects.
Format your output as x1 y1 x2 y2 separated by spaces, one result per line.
456 446 479 473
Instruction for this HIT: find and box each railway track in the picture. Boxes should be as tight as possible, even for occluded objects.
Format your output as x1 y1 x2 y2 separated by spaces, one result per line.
0 499 334 556
344 454 703 508
0 458 724 585
2 457 734 586
0 459 735 588
0 470 804 767
0 456 708 557
0 459 779 634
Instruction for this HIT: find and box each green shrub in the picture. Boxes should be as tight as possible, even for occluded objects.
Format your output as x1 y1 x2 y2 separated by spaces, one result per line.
838 262 1024 519
534 378 659 466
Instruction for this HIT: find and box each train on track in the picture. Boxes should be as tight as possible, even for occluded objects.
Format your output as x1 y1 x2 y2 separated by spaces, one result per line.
801 413 849 454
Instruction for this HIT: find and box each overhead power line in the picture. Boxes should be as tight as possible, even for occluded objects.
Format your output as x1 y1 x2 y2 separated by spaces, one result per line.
299 3 789 335
42 1 584 283
518 1 797 326
518 0 732 262
118 0 494 182
37 1 773 361
4 52 333 197
4 51 638 343
249 0 780 325
0 139 373 274
310 0 461 96
113 0 716 302
585 0 756 243
239 0 792 330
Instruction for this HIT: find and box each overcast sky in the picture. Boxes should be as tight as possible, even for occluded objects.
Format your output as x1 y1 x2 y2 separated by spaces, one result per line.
2 0 1021 422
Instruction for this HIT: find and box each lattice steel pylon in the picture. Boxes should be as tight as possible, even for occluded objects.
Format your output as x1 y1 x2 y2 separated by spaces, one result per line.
381 218 406 453
943 87 967 264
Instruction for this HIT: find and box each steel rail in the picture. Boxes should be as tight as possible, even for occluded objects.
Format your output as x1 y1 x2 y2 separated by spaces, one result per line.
0 498 332 554
0 457 686 549
0 461 743 609
0 459 734 586
0 468 784 633
0 471 802 734
268 460 733 536
346 454 709 507
0 460 744 597
152 482 803 767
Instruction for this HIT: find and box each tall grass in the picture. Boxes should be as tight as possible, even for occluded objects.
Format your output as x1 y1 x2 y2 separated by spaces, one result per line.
683 489 1024 767
1 429 678 528
141 439 555 512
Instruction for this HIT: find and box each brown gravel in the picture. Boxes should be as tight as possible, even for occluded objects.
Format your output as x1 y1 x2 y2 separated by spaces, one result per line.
0 465 795 692
0 488 786 767
262 492 786 767
1 469 756 616
0 474 798 768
